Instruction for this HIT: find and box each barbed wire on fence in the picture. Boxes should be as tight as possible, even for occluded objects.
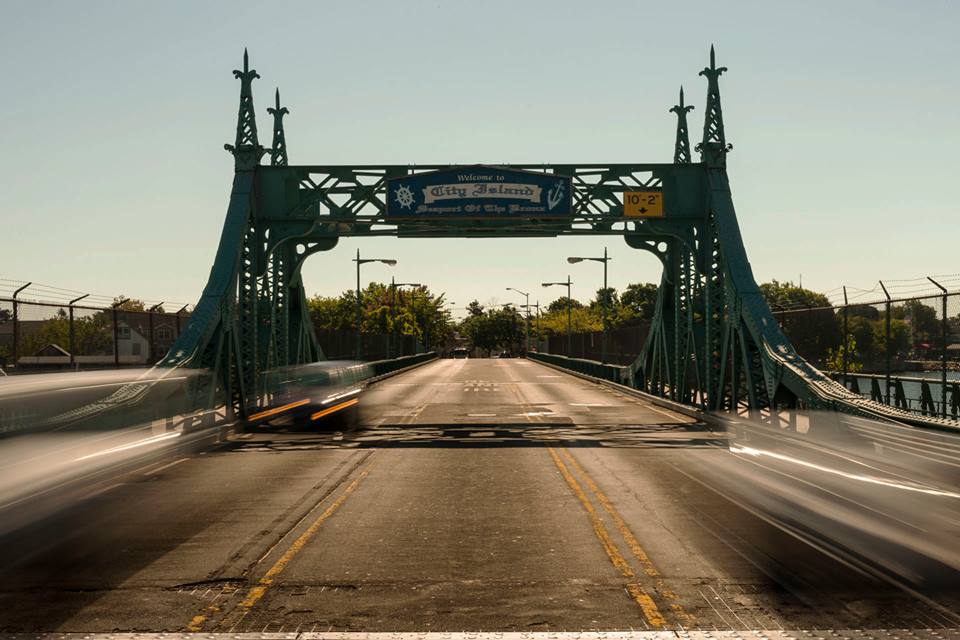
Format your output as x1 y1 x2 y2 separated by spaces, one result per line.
0 278 192 312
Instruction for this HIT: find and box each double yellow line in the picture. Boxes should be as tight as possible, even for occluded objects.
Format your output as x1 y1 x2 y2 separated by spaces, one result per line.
547 446 694 628
187 464 373 631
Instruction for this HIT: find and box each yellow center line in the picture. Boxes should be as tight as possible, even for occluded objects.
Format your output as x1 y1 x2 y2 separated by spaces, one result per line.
185 464 373 631
546 446 666 628
559 449 660 577
558 448 696 626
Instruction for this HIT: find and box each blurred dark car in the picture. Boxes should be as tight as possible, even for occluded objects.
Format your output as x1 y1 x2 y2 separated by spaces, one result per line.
256 360 373 428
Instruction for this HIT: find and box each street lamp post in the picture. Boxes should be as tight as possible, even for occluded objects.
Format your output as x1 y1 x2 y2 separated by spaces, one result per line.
506 287 530 353
389 276 421 357
568 247 610 364
354 249 397 360
520 302 541 351
542 275 572 357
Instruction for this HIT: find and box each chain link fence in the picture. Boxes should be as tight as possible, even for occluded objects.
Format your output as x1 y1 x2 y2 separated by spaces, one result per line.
536 287 959 418
316 328 423 361
0 298 191 373
776 289 960 418
543 324 649 366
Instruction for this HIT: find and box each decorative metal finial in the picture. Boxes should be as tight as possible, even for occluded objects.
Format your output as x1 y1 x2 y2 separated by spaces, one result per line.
669 86 694 164
224 48 266 170
696 44 732 165
268 88 290 167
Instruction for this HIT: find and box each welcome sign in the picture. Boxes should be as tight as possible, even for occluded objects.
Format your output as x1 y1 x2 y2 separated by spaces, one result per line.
386 166 572 218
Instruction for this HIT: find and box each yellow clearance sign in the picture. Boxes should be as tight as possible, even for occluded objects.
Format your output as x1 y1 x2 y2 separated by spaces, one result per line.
623 191 664 217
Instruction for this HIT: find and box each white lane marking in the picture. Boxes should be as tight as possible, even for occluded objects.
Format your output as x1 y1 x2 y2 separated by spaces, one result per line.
467 413 497 417
81 482 125 501
142 457 189 476
75 431 182 461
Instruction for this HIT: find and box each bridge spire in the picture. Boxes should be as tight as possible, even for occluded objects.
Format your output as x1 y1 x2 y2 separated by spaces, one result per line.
224 48 266 170
268 88 290 167
670 86 694 164
696 45 732 165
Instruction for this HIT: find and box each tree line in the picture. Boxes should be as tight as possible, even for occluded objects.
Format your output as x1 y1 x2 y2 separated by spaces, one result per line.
306 279 959 366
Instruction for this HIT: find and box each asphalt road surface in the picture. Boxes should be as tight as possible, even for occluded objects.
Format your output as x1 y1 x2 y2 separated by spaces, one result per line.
0 358 958 633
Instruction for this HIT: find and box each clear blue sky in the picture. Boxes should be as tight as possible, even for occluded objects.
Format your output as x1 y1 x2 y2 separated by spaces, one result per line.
2 1 958 313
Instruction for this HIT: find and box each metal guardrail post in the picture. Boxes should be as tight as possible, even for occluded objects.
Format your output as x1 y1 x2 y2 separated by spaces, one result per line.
176 304 188 337
68 293 89 369
842 286 849 387
11 282 31 370
111 297 127 368
928 277 948 418
148 302 164 365
879 280 891 405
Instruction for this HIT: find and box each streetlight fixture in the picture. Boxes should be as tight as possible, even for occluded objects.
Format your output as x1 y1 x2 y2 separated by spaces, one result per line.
520 302 541 348
542 275 573 357
354 249 397 360
505 287 530 353
389 276 421 358
567 247 610 364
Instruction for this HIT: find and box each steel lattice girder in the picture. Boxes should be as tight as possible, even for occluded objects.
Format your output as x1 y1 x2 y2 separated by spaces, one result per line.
146 51 960 431
153 157 959 431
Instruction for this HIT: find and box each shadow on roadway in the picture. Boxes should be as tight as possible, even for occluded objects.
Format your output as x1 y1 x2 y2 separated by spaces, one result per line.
232 421 725 450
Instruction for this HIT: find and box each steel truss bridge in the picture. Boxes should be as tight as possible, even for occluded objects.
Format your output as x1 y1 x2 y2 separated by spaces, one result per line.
132 47 955 431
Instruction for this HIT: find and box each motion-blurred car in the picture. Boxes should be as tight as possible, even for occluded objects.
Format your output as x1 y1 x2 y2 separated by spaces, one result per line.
451 347 470 359
257 360 373 429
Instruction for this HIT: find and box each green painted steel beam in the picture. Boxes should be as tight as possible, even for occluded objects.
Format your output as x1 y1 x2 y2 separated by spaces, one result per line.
144 47 960 433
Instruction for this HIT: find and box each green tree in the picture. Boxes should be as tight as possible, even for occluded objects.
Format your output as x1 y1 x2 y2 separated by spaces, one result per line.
538 305 603 336
848 315 878 366
825 336 863 373
894 299 939 342
546 296 582 313
590 287 619 311
307 283 453 351
760 280 841 366
620 283 659 321
20 308 113 357
458 306 524 356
